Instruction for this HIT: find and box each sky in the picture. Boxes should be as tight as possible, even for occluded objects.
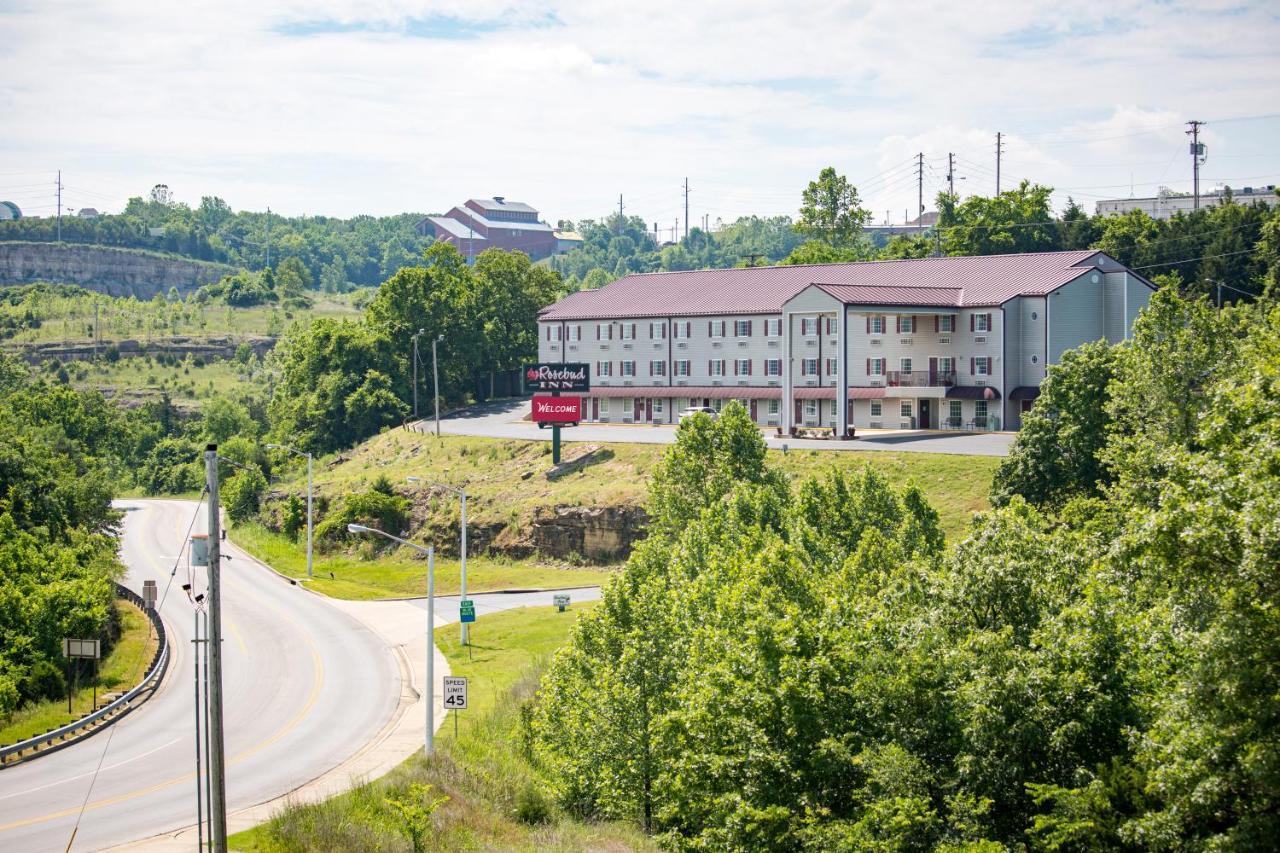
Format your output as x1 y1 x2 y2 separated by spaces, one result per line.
1 0 1278 233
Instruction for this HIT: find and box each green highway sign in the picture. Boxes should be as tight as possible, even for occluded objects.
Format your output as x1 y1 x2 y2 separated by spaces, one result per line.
459 599 476 623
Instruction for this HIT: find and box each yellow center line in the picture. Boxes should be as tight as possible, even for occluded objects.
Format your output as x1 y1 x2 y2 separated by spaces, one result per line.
0 501 327 834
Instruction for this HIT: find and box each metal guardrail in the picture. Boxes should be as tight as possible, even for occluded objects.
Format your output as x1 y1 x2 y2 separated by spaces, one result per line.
0 582 170 766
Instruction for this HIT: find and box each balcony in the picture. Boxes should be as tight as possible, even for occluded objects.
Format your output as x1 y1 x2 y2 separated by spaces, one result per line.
885 370 956 388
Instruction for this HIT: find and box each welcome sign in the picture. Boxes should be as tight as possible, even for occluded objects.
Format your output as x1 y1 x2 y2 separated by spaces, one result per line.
524 363 590 392
532 395 583 423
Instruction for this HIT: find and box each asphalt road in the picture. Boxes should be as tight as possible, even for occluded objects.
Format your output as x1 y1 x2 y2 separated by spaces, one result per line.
0 499 399 852
426 398 1016 456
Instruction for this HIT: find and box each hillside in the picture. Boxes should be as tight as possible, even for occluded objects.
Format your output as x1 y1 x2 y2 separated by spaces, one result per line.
0 241 236 298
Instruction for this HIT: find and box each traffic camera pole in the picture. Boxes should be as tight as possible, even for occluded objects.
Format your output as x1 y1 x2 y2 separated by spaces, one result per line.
204 445 229 850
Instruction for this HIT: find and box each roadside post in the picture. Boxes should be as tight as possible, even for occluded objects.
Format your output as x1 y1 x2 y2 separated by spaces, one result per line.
525 363 590 465
554 593 570 612
62 638 99 713
443 676 467 738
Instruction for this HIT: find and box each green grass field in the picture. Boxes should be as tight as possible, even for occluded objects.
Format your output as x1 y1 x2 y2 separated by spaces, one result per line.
59 354 256 407
230 522 614 600
0 600 158 746
1 288 362 345
231 603 655 852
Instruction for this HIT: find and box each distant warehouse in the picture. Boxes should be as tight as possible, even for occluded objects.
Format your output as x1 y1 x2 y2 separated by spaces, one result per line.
417 196 564 262
537 250 1154 433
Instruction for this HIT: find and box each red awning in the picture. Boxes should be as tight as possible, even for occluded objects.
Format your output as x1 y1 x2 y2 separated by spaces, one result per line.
793 387 836 399
583 385 782 399
847 387 887 399
945 385 1001 400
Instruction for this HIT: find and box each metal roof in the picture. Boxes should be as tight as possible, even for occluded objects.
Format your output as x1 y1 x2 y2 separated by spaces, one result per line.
468 198 539 215
539 251 1111 320
457 207 554 233
427 216 487 241
585 385 783 399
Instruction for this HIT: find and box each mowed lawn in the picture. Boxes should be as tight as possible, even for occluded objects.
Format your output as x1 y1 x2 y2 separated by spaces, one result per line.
0 600 158 746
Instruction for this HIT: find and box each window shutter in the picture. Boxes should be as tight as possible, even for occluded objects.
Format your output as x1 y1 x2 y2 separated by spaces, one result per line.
866 316 870 333
707 321 712 336
608 324 613 340
866 358 870 374
986 312 993 330
747 360 752 376
747 320 753 336
970 357 975 374
970 314 975 332
596 325 600 341
896 316 901 333
913 315 918 332
708 360 712 374
733 360 738 376
934 315 939 332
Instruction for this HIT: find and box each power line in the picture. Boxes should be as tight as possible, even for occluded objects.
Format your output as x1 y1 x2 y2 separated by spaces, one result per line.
1132 247 1257 271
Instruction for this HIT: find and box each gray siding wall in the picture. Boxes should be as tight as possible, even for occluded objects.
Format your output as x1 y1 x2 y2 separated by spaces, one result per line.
1048 273 1106 363
1126 274 1152 330
1103 272 1127 342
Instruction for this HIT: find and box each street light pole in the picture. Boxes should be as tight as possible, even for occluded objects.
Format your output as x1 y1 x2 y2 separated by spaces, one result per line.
412 328 425 421
409 478 468 645
267 443 314 578
204 445 228 850
432 334 443 437
348 524 436 755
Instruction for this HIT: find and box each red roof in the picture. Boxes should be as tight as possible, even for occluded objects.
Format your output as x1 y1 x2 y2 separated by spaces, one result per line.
540 251 1108 320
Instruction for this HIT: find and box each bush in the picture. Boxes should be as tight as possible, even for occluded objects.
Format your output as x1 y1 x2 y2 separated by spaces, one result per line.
224 466 267 523
514 783 551 825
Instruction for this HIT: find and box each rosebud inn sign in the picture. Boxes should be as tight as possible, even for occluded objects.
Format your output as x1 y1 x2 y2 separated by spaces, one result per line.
524 363 590 392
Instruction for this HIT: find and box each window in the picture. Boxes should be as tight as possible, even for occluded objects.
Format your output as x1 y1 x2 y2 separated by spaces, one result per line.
831 400 838 417
870 400 882 417
569 324 581 342
1031 355 1039 364
899 315 914 333
825 316 837 335
712 398 724 412
734 320 753 337
653 399 664 415
765 358 782 376
709 320 727 338
674 360 691 377
939 357 954 375
621 360 636 377
674 321 692 339
870 315 885 334
768 399 780 415
949 400 962 423
709 359 726 377
649 322 667 339
734 358 752 376
975 400 989 422
596 360 612 377
974 357 991 376
650 360 667 376
939 315 954 333
766 318 782 336
868 358 885 376
622 398 633 418
900 357 913 373
599 398 610 416
597 323 612 341
974 313 991 332
547 325 562 341
621 323 636 340
804 400 818 419
901 400 913 419
801 317 819 336
802 358 819 376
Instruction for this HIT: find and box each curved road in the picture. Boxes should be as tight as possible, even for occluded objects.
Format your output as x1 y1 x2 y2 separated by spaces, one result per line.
0 499 399 852
0 500 603 851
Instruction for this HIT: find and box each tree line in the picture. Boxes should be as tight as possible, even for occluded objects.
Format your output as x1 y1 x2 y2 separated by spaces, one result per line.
527 288 1280 849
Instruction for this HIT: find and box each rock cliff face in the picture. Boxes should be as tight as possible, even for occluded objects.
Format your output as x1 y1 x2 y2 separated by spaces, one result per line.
0 242 234 298
528 505 649 562
9 335 276 364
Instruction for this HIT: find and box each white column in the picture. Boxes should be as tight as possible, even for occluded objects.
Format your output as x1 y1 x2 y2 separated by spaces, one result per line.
781 311 793 434
836 308 849 438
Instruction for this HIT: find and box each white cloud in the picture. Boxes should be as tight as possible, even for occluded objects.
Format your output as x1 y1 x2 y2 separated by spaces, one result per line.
1 0 1277 223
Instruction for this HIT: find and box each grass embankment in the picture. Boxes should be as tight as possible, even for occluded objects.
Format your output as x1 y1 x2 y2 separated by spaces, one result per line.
232 603 654 852
231 522 613 600
0 600 157 745
233 432 997 600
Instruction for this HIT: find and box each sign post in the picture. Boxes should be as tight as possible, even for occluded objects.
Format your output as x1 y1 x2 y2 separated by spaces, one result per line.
62 638 100 713
459 599 475 623
524 363 590 465
553 593 570 612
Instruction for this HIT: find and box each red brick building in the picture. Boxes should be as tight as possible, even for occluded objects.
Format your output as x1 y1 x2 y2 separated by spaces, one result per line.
417 197 558 262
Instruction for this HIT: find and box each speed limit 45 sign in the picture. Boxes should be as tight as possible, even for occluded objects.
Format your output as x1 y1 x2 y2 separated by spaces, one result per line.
443 676 468 710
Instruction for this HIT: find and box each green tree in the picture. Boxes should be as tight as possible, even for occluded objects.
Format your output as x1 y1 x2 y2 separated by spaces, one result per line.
938 181 1059 256
223 466 267 523
797 167 872 248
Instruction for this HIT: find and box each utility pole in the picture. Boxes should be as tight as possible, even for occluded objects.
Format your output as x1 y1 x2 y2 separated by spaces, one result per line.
995 132 1004 194
916 153 924 233
432 335 442 437
617 194 624 233
683 177 690 240
1187 120 1206 210
652 221 658 244
265 207 271 269
947 152 955 197
412 329 425 419
56 170 62 242
204 445 228 851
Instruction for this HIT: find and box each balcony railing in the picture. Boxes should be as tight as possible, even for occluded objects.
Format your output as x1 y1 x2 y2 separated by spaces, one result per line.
885 370 956 387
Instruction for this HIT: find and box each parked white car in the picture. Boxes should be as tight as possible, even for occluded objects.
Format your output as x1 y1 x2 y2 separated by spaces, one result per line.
678 406 718 422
